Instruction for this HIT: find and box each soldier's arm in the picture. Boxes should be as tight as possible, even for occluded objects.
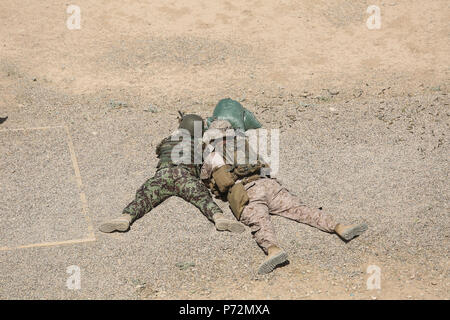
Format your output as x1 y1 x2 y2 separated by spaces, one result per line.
244 137 272 176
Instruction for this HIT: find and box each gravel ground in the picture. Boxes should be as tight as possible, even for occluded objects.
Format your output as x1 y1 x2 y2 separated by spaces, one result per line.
0 0 448 299
1 84 448 299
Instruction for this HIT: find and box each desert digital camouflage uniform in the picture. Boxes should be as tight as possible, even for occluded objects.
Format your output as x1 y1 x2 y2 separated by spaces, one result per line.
201 118 367 274
201 120 337 251
239 178 337 251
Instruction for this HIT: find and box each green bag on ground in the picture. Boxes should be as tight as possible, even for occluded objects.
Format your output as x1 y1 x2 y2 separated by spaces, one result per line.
243 108 261 130
207 98 262 131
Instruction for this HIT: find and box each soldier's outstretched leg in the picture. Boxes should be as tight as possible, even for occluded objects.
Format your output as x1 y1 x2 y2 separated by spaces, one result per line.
99 168 174 233
268 180 367 241
173 167 245 233
240 201 278 253
241 181 288 274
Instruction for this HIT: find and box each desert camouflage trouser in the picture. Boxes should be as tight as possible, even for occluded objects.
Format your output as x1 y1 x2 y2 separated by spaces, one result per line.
240 178 338 253
123 166 222 222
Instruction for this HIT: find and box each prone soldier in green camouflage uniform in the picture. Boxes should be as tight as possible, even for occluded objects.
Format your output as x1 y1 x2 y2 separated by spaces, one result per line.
99 114 245 234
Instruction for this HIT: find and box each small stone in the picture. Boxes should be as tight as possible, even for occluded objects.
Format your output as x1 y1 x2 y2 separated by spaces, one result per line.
327 89 339 95
140 286 158 298
109 100 128 108
145 104 159 113
176 262 195 270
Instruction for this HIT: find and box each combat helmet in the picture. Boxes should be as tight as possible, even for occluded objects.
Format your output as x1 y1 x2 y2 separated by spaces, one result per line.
206 98 262 131
178 113 205 137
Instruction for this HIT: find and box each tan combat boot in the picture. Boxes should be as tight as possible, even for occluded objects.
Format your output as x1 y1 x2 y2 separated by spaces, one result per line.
213 213 245 233
258 245 288 275
335 223 368 241
98 214 134 233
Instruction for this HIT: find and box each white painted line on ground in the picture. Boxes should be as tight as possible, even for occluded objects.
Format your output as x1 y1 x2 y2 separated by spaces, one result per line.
64 125 96 239
0 125 97 251
0 125 65 132
0 237 96 251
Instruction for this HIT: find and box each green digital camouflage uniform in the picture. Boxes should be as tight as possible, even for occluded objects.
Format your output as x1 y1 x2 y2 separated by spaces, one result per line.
99 114 245 234
122 136 222 222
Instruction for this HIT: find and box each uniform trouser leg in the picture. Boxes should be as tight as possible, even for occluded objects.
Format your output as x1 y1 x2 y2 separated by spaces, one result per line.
269 187 337 233
123 167 222 223
240 196 279 254
173 168 222 222
122 168 174 221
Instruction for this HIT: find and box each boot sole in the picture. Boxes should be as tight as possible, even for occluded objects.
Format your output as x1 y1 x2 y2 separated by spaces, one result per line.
258 251 288 275
98 220 130 233
215 220 245 233
340 223 368 241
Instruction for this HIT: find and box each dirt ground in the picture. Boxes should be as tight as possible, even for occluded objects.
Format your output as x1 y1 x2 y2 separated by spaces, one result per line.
0 0 448 299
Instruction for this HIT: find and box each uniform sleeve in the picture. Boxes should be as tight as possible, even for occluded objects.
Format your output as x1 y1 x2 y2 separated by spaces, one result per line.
200 150 226 180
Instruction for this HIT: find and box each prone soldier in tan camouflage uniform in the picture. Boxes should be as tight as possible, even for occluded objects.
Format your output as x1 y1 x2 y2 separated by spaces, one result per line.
99 114 244 234
201 99 368 274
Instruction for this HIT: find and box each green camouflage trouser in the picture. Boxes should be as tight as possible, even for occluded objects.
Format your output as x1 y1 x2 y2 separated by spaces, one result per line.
122 165 222 222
